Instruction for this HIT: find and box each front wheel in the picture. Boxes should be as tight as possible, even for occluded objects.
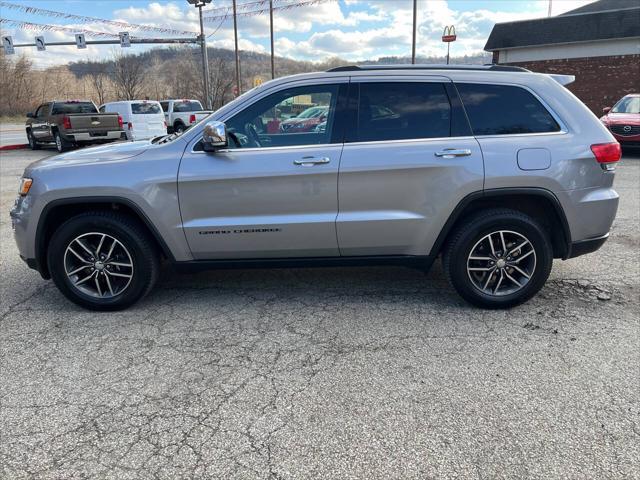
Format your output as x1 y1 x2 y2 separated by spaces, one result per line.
27 130 40 150
47 211 159 311
443 209 553 309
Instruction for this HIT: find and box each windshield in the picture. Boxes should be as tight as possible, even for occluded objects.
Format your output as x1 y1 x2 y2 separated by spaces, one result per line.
612 96 640 114
173 101 204 112
51 102 97 114
132 102 162 114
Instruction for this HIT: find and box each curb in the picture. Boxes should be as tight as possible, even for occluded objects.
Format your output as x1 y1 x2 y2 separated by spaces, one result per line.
0 144 29 151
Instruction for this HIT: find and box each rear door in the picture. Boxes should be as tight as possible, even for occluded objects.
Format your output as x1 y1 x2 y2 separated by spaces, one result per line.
337 76 484 256
130 101 165 139
178 80 349 260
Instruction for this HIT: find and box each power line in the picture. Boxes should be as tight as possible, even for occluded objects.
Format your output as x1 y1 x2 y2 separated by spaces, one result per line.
203 0 334 22
0 18 119 38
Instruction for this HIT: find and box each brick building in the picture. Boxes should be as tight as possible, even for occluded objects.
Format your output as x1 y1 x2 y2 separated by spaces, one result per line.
484 0 640 114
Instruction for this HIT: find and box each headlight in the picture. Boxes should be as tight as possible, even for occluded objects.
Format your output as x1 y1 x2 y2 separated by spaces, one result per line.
18 177 33 196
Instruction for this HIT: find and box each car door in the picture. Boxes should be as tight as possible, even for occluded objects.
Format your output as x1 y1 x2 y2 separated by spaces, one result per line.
178 80 349 260
337 76 484 257
31 103 51 140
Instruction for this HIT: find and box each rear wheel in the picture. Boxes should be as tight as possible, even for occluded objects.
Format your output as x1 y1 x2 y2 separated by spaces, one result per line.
443 209 553 309
173 122 186 134
27 130 40 150
54 131 71 153
47 211 159 311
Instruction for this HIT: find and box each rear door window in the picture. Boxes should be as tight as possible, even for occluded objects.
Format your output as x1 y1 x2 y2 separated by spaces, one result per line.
352 82 451 142
132 102 162 114
457 83 560 135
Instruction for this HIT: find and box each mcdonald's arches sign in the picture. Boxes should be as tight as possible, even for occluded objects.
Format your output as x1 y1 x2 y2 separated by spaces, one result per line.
442 25 457 43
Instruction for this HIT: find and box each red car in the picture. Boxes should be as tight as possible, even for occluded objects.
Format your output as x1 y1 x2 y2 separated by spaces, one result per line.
600 94 640 148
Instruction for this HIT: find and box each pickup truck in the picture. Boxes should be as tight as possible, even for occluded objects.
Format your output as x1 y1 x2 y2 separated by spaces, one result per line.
159 99 213 134
26 100 126 153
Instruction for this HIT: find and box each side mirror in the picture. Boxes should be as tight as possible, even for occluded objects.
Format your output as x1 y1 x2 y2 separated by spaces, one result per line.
26 112 35 118
202 120 228 152
602 107 611 114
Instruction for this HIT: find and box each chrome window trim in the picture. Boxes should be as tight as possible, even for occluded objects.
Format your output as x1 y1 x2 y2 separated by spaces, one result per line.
342 135 477 147
190 142 340 155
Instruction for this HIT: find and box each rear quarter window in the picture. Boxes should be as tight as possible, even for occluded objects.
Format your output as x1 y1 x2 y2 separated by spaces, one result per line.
457 83 560 135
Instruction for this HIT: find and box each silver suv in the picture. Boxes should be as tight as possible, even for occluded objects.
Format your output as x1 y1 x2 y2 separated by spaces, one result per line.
10 65 621 311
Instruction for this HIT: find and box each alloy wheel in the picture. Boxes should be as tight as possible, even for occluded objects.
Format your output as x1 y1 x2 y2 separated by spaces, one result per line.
64 232 134 299
466 230 537 296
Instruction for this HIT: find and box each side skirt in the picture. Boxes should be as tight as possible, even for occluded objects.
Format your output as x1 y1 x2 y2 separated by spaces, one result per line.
171 255 436 273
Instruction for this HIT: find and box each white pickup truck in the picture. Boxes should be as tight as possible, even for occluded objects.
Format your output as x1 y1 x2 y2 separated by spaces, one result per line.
159 99 213 134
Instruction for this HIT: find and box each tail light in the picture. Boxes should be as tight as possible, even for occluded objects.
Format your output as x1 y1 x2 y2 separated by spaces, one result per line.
189 114 196 124
117 115 124 129
164 121 167 129
62 116 72 129
591 142 621 167
128 122 133 130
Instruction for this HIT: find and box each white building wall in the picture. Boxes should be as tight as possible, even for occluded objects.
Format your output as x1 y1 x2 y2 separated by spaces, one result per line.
498 37 640 63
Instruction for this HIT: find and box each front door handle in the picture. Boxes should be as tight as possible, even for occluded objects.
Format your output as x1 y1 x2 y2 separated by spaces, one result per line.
434 148 472 158
294 156 330 166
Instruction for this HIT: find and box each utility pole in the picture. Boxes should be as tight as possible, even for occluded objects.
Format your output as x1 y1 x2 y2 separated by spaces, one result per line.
411 0 417 64
269 0 275 79
233 0 241 95
547 0 552 16
187 0 212 109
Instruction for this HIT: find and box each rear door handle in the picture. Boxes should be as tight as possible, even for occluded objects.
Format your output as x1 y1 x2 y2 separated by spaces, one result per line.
435 148 472 158
294 156 330 166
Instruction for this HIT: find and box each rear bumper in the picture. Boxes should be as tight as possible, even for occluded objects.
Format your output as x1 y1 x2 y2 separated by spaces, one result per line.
566 233 609 259
66 131 126 142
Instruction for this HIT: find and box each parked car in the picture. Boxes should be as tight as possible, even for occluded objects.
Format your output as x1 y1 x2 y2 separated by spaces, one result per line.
99 100 167 141
11 65 620 311
159 99 212 134
279 105 328 133
600 94 640 148
25 100 126 153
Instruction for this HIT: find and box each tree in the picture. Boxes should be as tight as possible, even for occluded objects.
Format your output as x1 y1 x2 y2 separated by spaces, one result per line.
86 61 109 105
112 52 145 100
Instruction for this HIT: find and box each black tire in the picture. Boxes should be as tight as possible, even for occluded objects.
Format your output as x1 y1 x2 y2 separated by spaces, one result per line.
47 211 160 311
173 122 185 134
54 130 71 153
442 208 553 309
27 130 40 150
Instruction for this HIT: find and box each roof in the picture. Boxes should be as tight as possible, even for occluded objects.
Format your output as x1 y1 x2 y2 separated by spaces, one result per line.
485 0 640 51
560 0 640 15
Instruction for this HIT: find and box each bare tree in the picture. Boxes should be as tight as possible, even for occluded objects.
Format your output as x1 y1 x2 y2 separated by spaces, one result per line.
112 52 145 100
85 61 109 105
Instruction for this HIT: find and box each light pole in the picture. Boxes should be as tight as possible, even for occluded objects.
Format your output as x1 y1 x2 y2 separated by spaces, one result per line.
187 0 212 109
269 0 275 79
233 0 241 95
411 0 417 64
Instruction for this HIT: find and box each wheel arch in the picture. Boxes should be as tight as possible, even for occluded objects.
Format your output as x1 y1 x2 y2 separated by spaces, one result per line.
430 188 572 260
35 197 175 279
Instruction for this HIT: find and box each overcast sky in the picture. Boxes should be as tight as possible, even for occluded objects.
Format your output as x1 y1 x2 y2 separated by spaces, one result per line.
1 0 598 68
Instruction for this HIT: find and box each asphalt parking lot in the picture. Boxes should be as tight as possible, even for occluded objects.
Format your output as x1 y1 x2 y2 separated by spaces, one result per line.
1 148 639 479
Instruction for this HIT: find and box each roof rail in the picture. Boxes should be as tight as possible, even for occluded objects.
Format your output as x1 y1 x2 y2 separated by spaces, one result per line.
326 64 530 73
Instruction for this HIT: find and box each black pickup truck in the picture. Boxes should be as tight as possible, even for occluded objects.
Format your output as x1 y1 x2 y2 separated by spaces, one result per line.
26 100 126 152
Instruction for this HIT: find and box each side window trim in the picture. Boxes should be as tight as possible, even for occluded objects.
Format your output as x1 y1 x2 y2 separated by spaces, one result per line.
455 81 568 137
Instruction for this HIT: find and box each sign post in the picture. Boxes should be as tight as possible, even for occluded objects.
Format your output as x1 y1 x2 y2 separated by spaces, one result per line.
119 32 131 48
442 25 456 65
